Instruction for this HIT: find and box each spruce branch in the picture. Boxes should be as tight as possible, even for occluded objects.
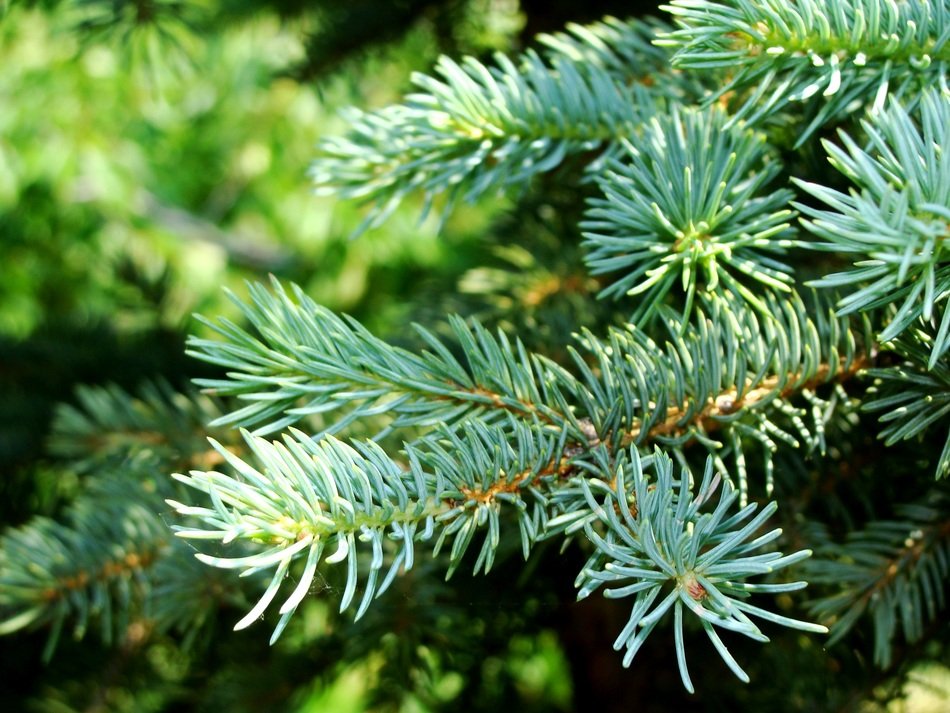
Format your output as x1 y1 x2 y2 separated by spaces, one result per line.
48 380 230 471
581 106 796 322
796 90 950 367
560 291 866 498
0 383 256 659
0 477 224 661
190 279 868 503
171 418 829 679
573 447 824 693
806 487 950 667
169 418 565 641
863 331 950 478
536 15 680 84
177 288 855 669
658 0 950 141
310 18 675 231
187 278 580 439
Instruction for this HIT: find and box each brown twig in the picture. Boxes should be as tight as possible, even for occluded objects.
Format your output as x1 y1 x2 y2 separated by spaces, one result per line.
622 354 869 446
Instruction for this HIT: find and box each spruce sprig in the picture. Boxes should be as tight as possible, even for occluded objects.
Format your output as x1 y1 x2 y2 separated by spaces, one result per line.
169 418 564 640
0 383 249 659
575 447 823 692
170 425 825 679
537 15 677 82
806 487 950 667
188 278 574 439
581 106 795 322
0 477 221 661
796 90 950 367
863 330 950 478
658 0 949 140
310 20 671 231
48 380 226 471
555 291 865 498
173 280 869 670
190 280 866 501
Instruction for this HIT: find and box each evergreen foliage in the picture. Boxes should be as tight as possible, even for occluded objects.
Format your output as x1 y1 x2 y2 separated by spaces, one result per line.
3 0 950 709
796 89 950 366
